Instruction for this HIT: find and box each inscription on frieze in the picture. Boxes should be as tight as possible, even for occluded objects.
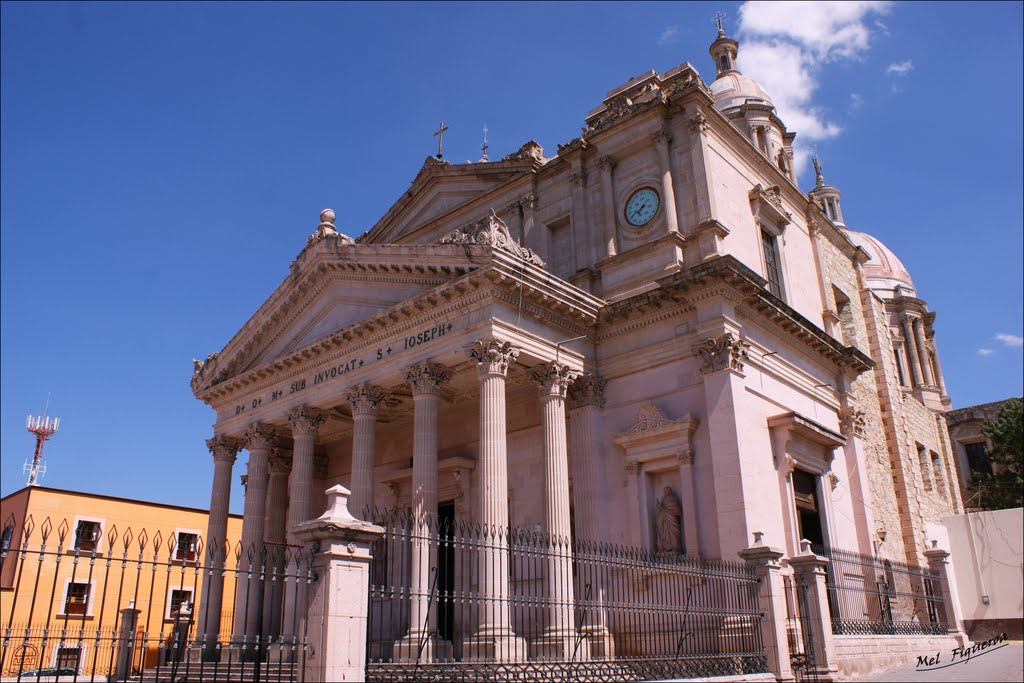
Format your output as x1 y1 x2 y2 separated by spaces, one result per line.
233 320 456 416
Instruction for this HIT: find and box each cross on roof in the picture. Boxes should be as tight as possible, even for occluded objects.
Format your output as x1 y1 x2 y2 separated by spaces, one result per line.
713 10 727 34
433 121 449 159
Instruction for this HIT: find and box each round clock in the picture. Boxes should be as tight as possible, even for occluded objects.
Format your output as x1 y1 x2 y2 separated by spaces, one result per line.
625 187 660 227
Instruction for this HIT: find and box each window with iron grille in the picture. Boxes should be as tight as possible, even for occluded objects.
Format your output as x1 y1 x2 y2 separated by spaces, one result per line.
761 229 783 298
175 532 198 563
64 582 90 615
168 588 193 619
56 646 81 671
74 520 101 553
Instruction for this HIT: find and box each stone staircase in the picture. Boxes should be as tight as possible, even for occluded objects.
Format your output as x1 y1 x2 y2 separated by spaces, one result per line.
133 661 298 682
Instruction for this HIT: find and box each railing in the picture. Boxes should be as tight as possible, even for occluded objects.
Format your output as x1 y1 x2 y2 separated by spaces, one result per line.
811 544 948 636
366 508 767 682
0 513 310 682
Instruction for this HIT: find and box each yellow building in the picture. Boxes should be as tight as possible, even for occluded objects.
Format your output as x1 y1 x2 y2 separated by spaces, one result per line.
0 486 242 677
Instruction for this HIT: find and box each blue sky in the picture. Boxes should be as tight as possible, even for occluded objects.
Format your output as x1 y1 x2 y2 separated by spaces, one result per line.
2 1 1021 513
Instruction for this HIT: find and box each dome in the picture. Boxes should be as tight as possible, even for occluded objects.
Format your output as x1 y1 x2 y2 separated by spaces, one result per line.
845 230 917 300
710 72 775 112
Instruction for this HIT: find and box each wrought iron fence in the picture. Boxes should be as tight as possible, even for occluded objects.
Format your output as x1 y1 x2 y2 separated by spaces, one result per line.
0 513 310 682
365 508 768 682
811 544 948 636
783 572 818 682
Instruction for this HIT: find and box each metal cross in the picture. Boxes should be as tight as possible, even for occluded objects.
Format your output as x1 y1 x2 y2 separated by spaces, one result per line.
481 124 489 161
713 10 727 33
433 121 449 159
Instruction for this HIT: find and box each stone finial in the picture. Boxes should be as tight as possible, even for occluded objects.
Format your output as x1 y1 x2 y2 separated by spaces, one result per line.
317 484 359 525
752 530 765 546
319 208 336 227
799 538 813 554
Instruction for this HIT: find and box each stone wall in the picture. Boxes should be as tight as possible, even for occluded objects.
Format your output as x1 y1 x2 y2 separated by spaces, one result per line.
834 634 963 679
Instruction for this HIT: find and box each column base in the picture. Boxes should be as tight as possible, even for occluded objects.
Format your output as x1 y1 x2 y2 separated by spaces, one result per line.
462 629 528 662
530 630 590 661
392 632 454 663
580 625 615 659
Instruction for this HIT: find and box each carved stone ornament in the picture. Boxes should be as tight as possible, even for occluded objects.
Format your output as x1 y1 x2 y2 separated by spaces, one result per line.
686 111 708 135
595 155 618 172
405 361 451 396
244 423 277 451
692 333 750 374
521 192 538 211
677 449 695 466
624 461 642 475
306 207 355 247
621 403 676 435
501 140 544 163
440 209 545 267
287 405 324 435
569 169 588 187
567 374 607 410
530 361 579 399
268 449 293 475
827 471 840 490
207 434 243 463
347 383 389 416
468 338 520 376
837 406 867 437
649 128 672 146
782 454 798 476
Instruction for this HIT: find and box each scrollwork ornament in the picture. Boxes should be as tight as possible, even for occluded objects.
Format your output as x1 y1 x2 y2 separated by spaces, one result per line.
440 210 545 267
468 339 520 377
838 406 867 437
691 333 750 374
405 361 451 396
288 405 324 435
567 374 607 410
347 383 389 416
530 361 579 399
244 423 277 451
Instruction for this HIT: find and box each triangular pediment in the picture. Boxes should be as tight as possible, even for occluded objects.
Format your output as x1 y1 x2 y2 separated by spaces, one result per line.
363 154 542 244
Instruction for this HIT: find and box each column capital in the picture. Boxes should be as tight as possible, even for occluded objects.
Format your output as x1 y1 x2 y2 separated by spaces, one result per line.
207 435 243 463
288 405 324 435
692 333 750 374
468 338 520 377
649 128 672 146
244 423 277 451
567 373 606 410
838 406 866 437
521 192 538 210
347 383 389 416
687 111 709 135
269 449 293 476
405 361 451 396
531 361 578 399
677 449 695 466
595 154 618 172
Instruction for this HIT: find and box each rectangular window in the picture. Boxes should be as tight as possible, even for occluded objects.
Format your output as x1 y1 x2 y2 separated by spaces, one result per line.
893 348 907 386
930 452 946 497
964 442 993 477
167 588 193 619
74 521 101 553
917 444 932 491
175 532 198 563
761 229 782 298
64 582 91 615
55 646 81 672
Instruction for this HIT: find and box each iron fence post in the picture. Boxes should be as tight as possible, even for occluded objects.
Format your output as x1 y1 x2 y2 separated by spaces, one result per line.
738 534 794 681
923 540 968 645
291 484 383 682
788 540 839 681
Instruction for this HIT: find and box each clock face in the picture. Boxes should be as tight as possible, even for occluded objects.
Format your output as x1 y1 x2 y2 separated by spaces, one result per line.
625 188 660 226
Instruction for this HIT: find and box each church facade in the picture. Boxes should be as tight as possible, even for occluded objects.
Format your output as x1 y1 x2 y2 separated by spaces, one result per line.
190 27 963 647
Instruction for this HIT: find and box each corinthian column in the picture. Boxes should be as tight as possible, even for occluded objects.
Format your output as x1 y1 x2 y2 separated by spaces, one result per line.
651 128 680 234
463 338 527 661
531 361 587 661
234 422 276 645
347 383 388 519
394 361 452 662
280 405 322 645
263 449 291 639
198 434 242 658
567 375 615 658
913 318 935 386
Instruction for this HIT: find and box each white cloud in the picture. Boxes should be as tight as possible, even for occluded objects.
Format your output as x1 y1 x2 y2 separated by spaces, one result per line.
886 59 914 75
977 348 996 357
657 25 680 47
996 333 1024 347
736 1 891 177
849 92 864 112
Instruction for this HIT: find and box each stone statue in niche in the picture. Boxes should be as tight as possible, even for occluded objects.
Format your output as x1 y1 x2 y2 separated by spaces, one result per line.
655 486 683 554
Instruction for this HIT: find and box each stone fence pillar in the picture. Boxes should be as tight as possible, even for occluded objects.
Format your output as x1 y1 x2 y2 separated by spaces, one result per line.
923 539 968 645
787 540 839 682
738 533 794 682
113 602 141 681
292 484 384 682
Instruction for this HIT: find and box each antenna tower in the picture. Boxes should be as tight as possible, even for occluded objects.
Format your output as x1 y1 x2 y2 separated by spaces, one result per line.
24 412 59 486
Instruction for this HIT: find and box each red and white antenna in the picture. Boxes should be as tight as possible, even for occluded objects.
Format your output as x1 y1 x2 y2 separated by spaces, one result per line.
24 405 59 486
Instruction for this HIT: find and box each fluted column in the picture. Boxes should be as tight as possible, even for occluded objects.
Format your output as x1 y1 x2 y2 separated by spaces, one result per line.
531 362 586 660
651 128 680 234
464 338 527 661
394 361 452 661
913 318 935 386
234 423 276 644
347 383 388 519
263 449 291 639
901 317 924 387
197 435 242 657
595 156 619 258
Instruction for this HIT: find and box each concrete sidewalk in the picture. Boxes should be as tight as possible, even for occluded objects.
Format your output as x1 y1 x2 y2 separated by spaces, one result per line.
854 641 1023 682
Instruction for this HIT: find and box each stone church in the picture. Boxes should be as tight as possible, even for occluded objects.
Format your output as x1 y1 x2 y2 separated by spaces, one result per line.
190 25 962 644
